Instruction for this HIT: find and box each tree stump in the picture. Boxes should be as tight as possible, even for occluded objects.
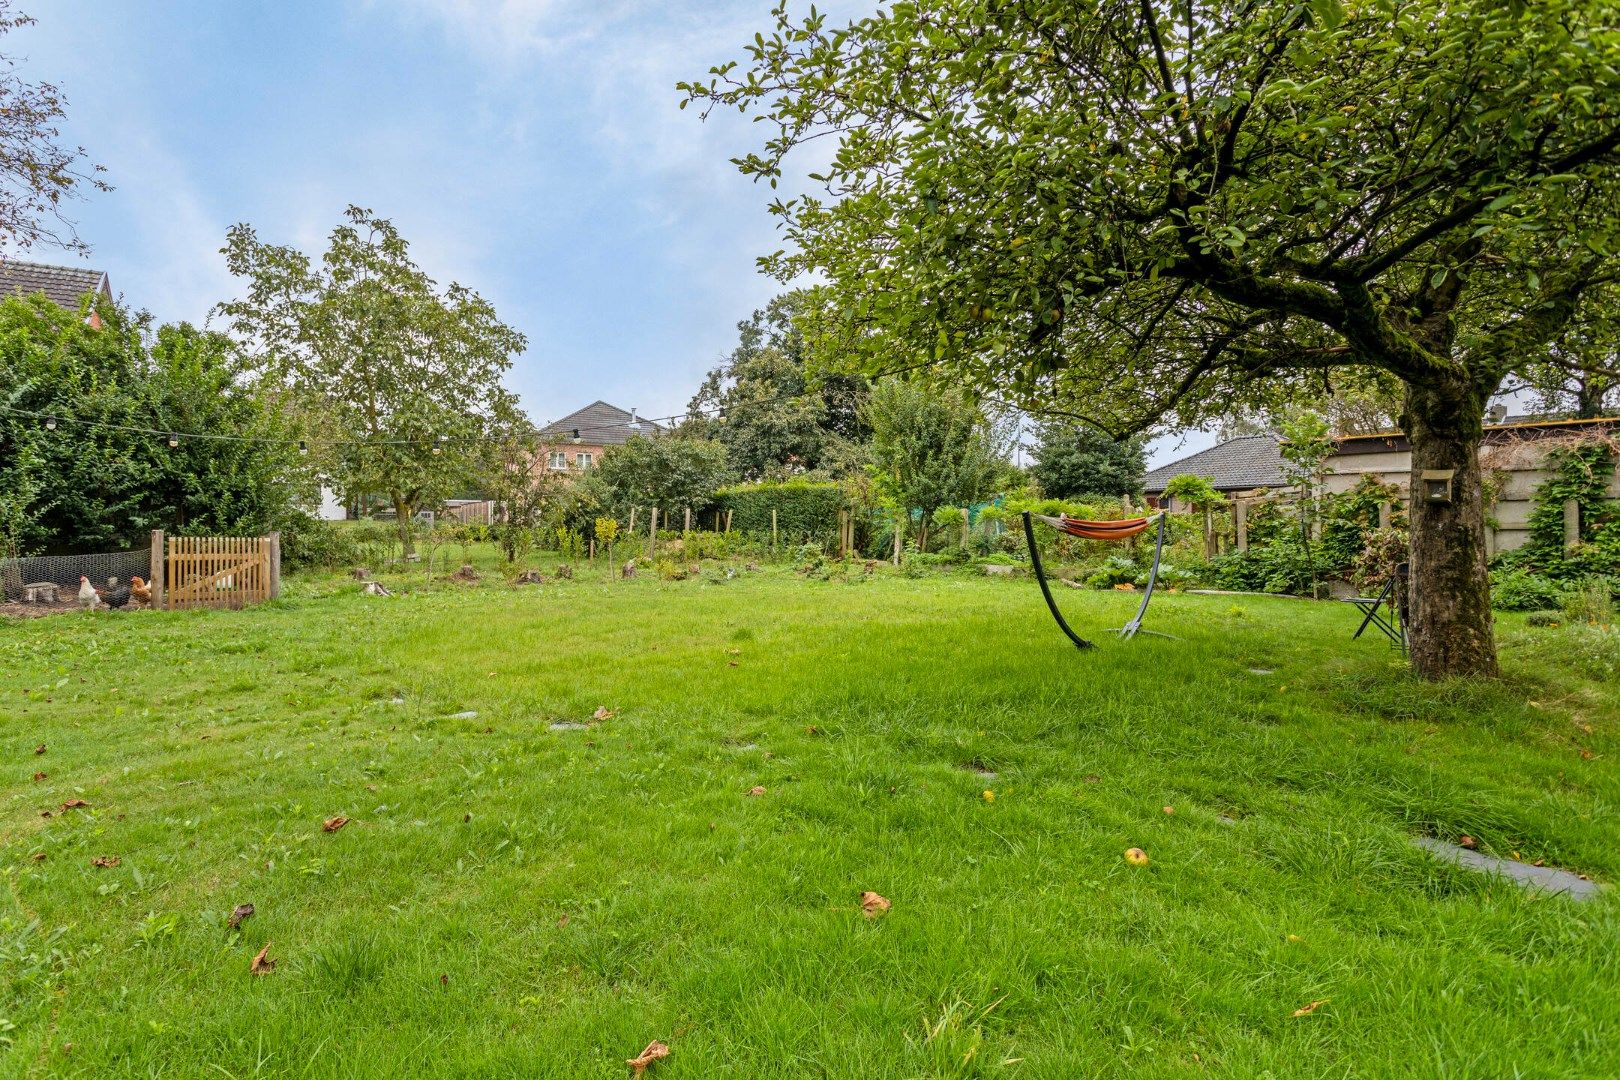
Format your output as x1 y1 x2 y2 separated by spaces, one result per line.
351 567 371 581
361 581 392 597
555 564 573 580
621 560 637 579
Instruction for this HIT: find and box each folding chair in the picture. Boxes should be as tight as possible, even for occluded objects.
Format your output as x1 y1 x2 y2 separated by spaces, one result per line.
1344 562 1407 649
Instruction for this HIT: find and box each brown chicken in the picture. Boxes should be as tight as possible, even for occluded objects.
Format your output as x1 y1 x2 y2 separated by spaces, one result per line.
130 576 153 606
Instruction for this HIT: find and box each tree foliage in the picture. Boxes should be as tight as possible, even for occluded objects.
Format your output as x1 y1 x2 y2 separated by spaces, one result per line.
686 292 869 479
0 2 109 253
686 0 1620 678
586 434 731 519
0 296 310 554
1029 422 1145 499
217 206 527 551
863 380 1001 546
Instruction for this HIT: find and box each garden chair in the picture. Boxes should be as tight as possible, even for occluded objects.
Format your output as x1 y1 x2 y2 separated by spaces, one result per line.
1345 562 1407 648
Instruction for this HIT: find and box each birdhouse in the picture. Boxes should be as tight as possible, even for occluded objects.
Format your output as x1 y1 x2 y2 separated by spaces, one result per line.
1421 469 1455 504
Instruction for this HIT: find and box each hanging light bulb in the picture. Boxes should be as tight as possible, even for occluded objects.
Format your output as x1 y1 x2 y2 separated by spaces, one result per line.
298 439 309 455
431 433 444 455
167 433 180 449
44 416 56 430
717 406 727 420
570 428 581 444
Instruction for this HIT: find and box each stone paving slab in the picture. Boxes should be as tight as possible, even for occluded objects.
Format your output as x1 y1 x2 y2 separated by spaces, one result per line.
1414 837 1603 901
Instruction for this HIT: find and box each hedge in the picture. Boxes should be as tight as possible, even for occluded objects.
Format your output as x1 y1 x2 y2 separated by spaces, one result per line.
716 480 845 542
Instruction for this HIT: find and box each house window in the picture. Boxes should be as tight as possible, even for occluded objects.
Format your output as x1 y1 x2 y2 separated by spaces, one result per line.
575 451 595 469
548 451 568 470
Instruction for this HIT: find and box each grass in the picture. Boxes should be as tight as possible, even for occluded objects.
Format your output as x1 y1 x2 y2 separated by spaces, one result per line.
2 554 1618 1077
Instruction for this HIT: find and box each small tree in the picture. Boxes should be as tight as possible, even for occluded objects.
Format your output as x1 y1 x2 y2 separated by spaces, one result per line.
1277 412 1337 596
595 516 619 569
1163 474 1228 559
1029 423 1146 499
864 380 1002 551
218 206 527 555
588 435 731 522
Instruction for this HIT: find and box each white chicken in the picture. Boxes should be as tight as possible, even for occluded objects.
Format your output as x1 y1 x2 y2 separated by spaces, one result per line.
77 575 100 610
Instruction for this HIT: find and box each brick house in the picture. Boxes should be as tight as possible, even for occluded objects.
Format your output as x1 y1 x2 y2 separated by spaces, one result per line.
0 259 113 327
534 400 664 476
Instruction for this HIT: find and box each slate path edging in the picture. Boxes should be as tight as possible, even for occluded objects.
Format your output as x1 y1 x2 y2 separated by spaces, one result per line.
1414 837 1603 901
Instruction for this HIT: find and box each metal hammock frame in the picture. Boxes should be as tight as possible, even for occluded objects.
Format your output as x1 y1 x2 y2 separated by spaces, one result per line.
1021 510 1172 650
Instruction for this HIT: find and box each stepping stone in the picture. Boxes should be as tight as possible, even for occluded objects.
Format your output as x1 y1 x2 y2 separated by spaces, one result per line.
549 722 588 732
1413 837 1602 901
1247 668 1274 676
449 711 478 720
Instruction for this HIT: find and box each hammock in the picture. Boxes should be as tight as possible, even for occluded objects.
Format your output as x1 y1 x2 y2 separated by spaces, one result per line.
1021 510 1170 650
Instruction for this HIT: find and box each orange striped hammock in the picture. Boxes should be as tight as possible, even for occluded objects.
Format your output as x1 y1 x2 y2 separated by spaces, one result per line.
1029 513 1155 542
1022 510 1170 649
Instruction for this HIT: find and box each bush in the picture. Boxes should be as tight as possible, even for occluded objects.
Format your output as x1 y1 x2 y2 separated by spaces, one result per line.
1085 555 1139 588
1209 533 1332 595
716 480 845 544
1490 566 1564 611
279 513 363 571
1562 579 1615 625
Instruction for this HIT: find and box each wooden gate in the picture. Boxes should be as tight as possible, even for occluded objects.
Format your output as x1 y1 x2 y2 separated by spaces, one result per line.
163 534 280 610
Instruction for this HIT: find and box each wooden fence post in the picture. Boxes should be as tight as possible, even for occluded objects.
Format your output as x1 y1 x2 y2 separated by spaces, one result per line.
1233 501 1247 553
150 529 166 609
629 507 637 534
1564 499 1581 551
771 508 778 549
684 507 691 534
648 507 659 557
725 510 732 534
589 538 595 562
1377 501 1392 530
268 531 281 599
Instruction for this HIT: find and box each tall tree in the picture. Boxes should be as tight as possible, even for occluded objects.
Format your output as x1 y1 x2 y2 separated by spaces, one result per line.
218 206 527 553
687 292 869 479
0 2 108 252
685 1 1620 679
1029 422 1145 499
864 380 1001 551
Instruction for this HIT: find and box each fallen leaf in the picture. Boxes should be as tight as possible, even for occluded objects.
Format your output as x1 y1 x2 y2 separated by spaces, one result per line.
1286 934 1303 943
39 810 51 819
593 706 615 721
228 904 255 930
1124 847 1149 867
365 784 378 792
1291 999 1328 1017
60 799 89 811
1162 806 1174 815
463 812 472 823
1459 835 1477 849
556 914 569 928
323 816 349 833
33 772 46 782
805 725 821 735
725 647 741 655
746 786 766 797
31 852 45 862
982 789 995 803
250 941 276 975
860 891 891 918
91 856 120 868
34 744 45 755
626 1040 670 1076
1580 749 1594 760
727 660 739 668
439 973 449 986
1081 774 1101 784
1533 859 1546 867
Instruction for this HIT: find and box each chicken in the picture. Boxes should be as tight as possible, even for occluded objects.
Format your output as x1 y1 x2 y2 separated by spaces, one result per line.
130 576 152 606
103 581 133 609
77 576 100 610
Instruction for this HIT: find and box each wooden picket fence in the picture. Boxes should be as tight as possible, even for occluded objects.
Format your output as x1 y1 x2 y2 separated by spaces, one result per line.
155 531 281 611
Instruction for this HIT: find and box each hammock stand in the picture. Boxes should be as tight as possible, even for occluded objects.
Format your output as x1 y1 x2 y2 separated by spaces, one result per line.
1021 510 1173 650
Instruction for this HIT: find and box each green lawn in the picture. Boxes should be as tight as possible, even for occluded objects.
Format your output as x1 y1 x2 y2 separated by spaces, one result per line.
3 559 1617 1077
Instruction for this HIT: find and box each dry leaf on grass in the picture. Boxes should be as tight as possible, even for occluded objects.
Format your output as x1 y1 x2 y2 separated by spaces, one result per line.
33 772 46 782
626 1040 670 1076
556 914 569 928
322 816 349 833
1291 999 1328 1018
91 856 120 868
727 660 739 668
60 799 89 811
1459 835 1477 849
34 744 45 755
250 942 276 975
746 786 766 797
31 852 45 862
1162 806 1174 815
228 904 255 930
860 891 891 918
593 706 615 721
439 973 449 986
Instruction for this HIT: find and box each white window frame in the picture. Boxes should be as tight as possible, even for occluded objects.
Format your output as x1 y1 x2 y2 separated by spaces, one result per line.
547 450 568 471
575 451 594 469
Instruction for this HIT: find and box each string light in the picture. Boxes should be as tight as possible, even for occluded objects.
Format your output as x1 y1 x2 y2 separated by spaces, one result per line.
570 428 581 444
166 433 179 448
298 439 308 455
431 433 445 455
44 416 56 430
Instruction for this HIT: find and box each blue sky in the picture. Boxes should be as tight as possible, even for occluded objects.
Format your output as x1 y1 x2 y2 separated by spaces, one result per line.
14 0 1210 467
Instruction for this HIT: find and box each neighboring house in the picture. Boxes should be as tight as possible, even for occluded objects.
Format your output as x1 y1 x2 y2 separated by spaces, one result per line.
534 400 664 475
1147 416 1620 553
1143 435 1288 508
0 259 112 327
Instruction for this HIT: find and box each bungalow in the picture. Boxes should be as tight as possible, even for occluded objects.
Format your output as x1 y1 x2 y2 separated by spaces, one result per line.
1146 416 1620 554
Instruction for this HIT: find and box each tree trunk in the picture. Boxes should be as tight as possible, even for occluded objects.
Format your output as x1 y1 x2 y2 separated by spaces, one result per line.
1403 381 1498 679
392 492 416 557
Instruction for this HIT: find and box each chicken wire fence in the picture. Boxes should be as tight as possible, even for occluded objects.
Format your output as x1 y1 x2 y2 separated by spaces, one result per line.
0 549 153 603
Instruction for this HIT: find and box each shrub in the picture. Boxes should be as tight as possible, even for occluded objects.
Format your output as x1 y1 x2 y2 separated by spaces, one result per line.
279 512 363 571
1490 566 1564 611
716 480 845 544
1562 579 1615 625
1085 555 1139 588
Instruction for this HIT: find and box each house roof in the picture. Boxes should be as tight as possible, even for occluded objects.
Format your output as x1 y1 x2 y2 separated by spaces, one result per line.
0 259 109 309
536 400 665 446
1143 434 1288 494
